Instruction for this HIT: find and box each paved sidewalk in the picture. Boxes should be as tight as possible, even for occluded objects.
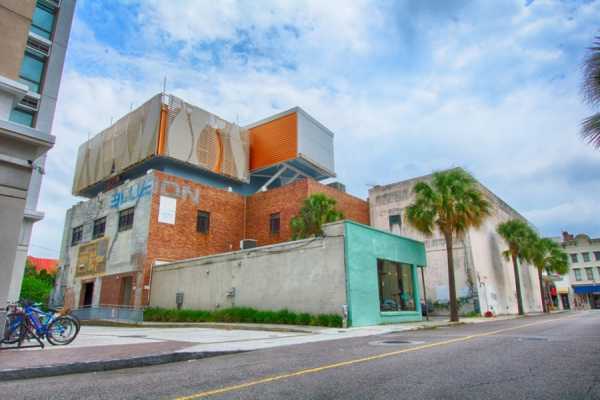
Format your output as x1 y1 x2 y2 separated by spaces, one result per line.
0 313 547 381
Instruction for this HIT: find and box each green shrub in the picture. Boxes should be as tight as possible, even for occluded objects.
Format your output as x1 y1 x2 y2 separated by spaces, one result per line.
143 307 342 327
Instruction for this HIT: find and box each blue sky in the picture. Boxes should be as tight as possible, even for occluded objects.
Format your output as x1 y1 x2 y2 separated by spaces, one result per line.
30 0 600 258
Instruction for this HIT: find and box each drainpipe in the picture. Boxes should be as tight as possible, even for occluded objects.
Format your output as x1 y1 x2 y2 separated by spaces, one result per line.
419 265 429 321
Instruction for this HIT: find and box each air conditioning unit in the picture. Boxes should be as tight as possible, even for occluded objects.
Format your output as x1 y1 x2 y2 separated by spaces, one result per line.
240 239 257 250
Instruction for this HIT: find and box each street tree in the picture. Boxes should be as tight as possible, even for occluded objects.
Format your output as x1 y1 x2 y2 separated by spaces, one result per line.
581 34 600 147
529 237 569 312
497 219 538 315
290 193 344 240
405 169 491 322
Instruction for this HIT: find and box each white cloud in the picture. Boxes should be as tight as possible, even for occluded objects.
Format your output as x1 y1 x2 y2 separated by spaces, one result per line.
27 1 600 258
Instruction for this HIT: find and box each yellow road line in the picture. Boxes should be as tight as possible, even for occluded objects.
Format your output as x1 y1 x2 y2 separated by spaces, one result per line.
174 314 575 400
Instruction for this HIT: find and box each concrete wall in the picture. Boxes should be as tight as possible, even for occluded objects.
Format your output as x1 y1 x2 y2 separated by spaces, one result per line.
368 171 542 316
0 0 34 81
59 174 155 308
150 224 347 316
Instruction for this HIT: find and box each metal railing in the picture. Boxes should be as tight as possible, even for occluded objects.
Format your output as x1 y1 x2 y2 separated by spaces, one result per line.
71 305 144 323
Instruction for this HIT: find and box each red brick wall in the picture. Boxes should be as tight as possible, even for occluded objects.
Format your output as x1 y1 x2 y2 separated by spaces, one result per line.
245 178 369 247
142 172 245 304
99 272 136 306
245 179 309 246
307 180 370 225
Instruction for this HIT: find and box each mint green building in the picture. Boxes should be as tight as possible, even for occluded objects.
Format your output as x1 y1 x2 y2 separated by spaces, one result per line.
343 221 427 327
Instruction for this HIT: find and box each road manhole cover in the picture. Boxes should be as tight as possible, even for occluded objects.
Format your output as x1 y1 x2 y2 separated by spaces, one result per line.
369 340 424 346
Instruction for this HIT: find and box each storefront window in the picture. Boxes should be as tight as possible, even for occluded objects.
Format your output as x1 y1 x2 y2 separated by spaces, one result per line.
377 259 415 312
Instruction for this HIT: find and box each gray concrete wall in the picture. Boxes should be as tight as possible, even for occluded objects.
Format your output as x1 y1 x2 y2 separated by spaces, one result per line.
58 173 154 308
150 225 347 316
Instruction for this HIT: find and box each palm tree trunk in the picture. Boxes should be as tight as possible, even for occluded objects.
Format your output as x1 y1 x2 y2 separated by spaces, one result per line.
445 232 459 322
512 253 524 315
538 268 547 313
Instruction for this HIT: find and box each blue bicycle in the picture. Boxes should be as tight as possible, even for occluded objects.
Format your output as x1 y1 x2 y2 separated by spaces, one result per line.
2 301 80 347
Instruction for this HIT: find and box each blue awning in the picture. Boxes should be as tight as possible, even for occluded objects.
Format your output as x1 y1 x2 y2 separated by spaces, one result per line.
572 285 600 295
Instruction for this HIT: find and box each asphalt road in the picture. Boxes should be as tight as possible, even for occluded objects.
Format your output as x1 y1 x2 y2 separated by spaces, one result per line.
2 311 600 400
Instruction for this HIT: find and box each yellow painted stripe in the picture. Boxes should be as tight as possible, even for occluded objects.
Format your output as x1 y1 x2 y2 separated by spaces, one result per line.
173 315 574 400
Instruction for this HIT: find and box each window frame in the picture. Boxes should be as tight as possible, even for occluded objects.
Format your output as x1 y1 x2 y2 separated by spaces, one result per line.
269 212 281 235
19 50 46 93
388 214 401 231
196 210 210 234
594 252 600 262
585 267 594 281
377 259 416 313
118 207 135 232
71 225 83 246
582 252 591 263
92 217 106 239
30 2 56 40
574 268 582 281
570 253 578 263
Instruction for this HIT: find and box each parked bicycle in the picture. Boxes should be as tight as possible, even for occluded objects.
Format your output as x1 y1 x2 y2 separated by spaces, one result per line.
2 300 80 348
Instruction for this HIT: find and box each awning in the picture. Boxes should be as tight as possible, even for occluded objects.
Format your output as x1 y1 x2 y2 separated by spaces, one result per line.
572 285 600 295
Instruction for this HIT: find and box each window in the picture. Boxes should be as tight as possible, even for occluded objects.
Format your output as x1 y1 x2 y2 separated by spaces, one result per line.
582 252 590 262
118 207 135 232
30 2 56 39
388 214 401 232
585 267 594 281
71 225 83 246
196 211 210 234
19 51 45 93
377 259 416 312
597 267 600 278
92 217 106 239
9 108 34 127
574 269 582 281
570 253 578 263
594 252 600 261
269 213 280 235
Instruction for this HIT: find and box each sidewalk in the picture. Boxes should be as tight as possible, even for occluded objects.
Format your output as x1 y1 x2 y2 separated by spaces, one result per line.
0 313 553 381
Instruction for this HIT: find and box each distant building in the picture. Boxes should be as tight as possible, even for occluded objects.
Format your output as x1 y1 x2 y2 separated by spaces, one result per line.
0 0 75 320
368 168 543 316
27 256 58 273
54 94 372 312
552 232 600 310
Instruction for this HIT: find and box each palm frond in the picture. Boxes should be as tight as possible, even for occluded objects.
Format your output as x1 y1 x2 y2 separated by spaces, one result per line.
581 112 600 148
582 35 600 106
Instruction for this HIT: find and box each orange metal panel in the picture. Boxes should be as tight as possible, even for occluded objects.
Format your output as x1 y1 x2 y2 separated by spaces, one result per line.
250 112 297 170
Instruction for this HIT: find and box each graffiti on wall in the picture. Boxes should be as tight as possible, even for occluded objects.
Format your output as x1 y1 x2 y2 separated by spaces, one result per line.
109 176 200 209
75 238 109 277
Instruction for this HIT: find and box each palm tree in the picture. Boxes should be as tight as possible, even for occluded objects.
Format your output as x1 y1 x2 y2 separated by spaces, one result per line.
290 193 344 240
581 34 600 147
405 169 491 322
497 219 538 316
529 238 569 313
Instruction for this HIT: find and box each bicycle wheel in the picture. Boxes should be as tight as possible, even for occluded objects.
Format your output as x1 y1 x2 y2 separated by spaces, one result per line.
46 316 79 345
2 313 24 344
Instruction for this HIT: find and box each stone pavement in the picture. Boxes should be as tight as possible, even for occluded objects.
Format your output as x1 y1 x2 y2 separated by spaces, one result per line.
0 314 531 380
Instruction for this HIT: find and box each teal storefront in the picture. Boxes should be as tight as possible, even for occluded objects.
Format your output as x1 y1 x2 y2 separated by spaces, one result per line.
343 221 427 327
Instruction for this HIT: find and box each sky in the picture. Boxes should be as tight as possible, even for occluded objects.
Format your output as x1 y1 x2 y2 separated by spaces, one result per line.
29 0 600 258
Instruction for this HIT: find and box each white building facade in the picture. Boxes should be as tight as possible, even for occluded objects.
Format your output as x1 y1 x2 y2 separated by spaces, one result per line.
368 169 543 316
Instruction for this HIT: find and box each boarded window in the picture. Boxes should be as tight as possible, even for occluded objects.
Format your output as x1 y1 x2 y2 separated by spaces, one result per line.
197 210 210 234
270 213 280 234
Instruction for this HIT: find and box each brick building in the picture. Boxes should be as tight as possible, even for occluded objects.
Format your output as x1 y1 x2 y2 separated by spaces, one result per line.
53 94 369 310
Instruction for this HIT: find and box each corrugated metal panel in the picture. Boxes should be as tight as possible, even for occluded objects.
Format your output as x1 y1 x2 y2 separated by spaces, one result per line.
297 109 335 175
249 112 297 170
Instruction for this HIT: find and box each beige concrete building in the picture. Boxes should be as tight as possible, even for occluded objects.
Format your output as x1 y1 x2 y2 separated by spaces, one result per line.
552 232 600 310
368 168 543 316
0 0 75 322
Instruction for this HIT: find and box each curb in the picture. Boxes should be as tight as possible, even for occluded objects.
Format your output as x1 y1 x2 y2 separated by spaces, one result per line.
81 320 320 334
0 350 242 382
